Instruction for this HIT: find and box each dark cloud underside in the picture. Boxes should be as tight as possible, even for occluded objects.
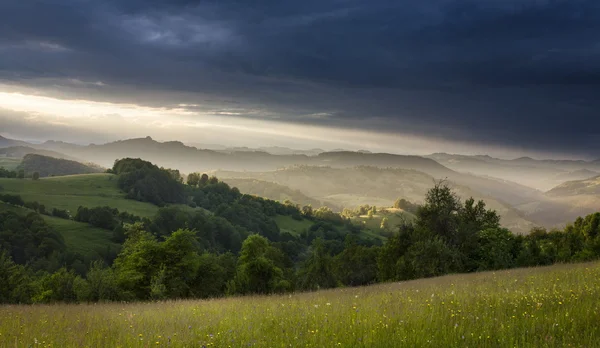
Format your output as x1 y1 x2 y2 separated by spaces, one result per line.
0 0 599 157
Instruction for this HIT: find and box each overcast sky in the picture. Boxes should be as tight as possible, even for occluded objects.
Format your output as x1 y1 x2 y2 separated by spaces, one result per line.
1 0 599 159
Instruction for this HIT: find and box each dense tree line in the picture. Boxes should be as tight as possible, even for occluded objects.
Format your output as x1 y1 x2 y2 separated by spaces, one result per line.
112 158 185 206
393 198 420 214
0 168 17 178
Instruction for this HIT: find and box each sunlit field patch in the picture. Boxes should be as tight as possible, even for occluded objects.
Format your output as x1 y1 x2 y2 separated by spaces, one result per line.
1 261 599 347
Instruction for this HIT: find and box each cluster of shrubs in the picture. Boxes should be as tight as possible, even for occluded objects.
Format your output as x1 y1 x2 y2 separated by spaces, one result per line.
0 168 40 179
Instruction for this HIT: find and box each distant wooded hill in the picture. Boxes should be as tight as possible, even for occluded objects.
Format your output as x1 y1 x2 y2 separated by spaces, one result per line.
18 154 105 177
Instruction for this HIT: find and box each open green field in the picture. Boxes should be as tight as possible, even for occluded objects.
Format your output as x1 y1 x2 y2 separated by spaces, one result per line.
42 215 120 257
0 174 159 217
0 157 20 171
2 261 598 347
274 215 314 235
0 202 119 258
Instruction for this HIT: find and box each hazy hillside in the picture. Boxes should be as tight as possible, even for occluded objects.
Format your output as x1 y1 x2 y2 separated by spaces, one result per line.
0 135 30 148
0 146 76 160
552 169 599 183
221 178 340 210
18 154 105 177
216 146 325 156
37 137 544 207
428 153 600 191
546 175 600 197
215 166 537 234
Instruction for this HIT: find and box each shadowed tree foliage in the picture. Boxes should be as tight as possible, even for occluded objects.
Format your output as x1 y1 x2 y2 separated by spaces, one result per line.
298 238 338 290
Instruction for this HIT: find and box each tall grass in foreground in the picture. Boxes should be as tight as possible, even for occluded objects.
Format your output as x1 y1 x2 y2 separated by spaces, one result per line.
1 262 599 347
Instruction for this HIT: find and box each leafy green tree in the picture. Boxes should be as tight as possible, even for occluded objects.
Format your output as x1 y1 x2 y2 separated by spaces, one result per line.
187 172 201 186
32 268 80 303
0 252 34 304
396 237 462 280
17 169 25 179
393 198 420 214
301 205 313 218
234 235 287 294
367 210 374 220
377 223 416 281
416 181 461 242
297 238 338 290
476 228 515 270
113 223 162 300
32 172 40 180
77 261 120 302
334 235 378 286
380 217 389 230
160 229 201 298
191 252 231 298
200 173 209 186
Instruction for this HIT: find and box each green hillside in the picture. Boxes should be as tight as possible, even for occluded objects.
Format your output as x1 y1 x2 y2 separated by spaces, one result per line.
0 202 119 259
0 157 20 171
274 215 315 235
0 173 159 217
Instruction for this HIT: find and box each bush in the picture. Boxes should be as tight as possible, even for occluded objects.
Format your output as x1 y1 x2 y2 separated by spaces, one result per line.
52 208 70 219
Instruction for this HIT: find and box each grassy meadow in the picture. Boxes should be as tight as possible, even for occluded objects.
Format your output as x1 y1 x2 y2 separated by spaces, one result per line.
0 174 159 218
1 261 599 347
274 215 315 236
0 158 20 171
0 202 120 258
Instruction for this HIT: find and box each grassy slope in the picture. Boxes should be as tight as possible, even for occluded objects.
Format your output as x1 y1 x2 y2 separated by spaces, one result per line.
274 215 314 236
0 202 119 258
2 261 599 347
0 157 20 171
0 174 159 217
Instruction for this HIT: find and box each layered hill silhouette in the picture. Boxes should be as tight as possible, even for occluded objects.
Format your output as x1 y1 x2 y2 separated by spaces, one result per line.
31 136 541 207
1 135 598 231
428 153 600 191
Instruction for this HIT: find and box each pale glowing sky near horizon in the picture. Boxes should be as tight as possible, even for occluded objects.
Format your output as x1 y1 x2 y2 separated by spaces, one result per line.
0 87 579 160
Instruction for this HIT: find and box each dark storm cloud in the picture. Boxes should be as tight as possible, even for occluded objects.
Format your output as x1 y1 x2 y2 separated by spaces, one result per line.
1 0 599 157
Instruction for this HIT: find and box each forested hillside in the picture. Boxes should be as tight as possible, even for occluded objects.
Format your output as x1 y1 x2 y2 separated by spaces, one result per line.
1 158 599 304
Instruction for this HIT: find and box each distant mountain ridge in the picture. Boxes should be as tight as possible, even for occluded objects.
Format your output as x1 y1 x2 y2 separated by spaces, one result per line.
0 135 30 148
